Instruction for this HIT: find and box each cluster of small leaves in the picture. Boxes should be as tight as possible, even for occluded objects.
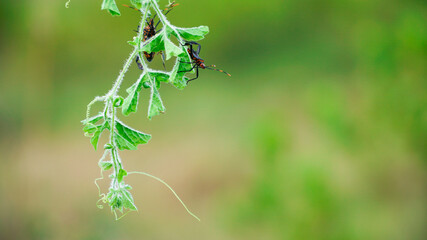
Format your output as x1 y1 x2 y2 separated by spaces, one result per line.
81 0 208 219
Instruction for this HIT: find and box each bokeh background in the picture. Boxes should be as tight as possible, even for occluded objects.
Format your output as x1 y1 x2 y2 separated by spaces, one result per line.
1 0 426 239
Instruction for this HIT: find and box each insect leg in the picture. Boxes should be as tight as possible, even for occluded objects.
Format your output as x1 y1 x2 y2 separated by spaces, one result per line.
161 51 166 70
184 41 201 54
136 56 144 70
187 66 199 83
205 66 231 76
154 3 178 29
178 63 197 73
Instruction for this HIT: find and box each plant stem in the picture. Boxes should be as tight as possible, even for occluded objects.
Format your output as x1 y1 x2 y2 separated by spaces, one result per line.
107 50 138 98
105 3 152 191
106 3 151 99
109 104 118 188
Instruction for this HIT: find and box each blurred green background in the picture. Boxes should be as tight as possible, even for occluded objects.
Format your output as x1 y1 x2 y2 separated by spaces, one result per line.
0 0 426 239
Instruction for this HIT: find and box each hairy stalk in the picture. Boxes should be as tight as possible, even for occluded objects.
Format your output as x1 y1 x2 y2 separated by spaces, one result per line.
107 3 150 193
109 104 118 188
86 96 105 120
107 4 150 99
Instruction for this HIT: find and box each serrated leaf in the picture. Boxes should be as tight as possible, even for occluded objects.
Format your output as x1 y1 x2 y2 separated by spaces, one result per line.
118 169 127 182
122 82 139 116
108 190 124 212
90 130 102 150
99 161 113 171
101 0 120 16
114 132 137 150
130 0 142 9
170 64 188 89
140 27 183 60
82 114 104 125
122 73 147 116
147 77 166 119
90 121 109 150
163 30 184 60
149 71 170 82
169 52 193 89
140 30 165 53
113 120 152 150
116 120 151 145
122 189 138 211
143 77 162 90
83 123 98 135
176 26 210 41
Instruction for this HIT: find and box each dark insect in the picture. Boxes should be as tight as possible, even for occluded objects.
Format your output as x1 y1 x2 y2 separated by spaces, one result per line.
123 3 178 70
179 41 231 83
141 18 156 62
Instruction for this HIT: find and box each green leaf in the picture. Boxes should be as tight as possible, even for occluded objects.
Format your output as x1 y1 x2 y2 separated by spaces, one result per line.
83 123 98 135
81 114 103 125
122 73 147 116
90 129 102 150
108 187 137 212
113 120 152 150
140 28 184 60
143 77 162 90
122 189 138 211
90 121 109 150
107 190 124 212
101 0 120 16
83 118 108 150
170 65 187 89
104 143 114 150
149 71 170 83
140 30 165 53
116 120 151 145
99 161 113 171
114 132 137 150
176 26 209 41
130 0 142 9
169 52 193 89
118 169 127 182
147 77 166 119
163 30 184 60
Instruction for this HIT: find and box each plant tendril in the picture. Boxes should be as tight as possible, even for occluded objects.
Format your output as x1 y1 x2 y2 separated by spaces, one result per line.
128 171 201 221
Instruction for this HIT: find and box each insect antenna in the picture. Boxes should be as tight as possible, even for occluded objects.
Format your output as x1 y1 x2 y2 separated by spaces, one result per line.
155 3 179 29
123 4 151 27
122 4 139 12
205 65 231 76
123 4 156 25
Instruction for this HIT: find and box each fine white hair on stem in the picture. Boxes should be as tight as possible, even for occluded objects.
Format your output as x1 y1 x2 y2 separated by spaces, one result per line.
86 96 105 119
